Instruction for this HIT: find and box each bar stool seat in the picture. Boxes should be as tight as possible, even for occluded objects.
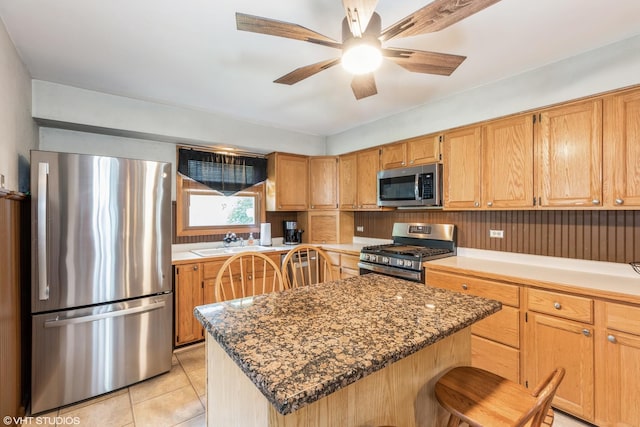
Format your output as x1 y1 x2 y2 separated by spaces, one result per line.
435 366 565 427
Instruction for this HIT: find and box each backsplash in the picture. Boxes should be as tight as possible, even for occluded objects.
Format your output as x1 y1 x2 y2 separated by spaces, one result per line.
355 210 640 264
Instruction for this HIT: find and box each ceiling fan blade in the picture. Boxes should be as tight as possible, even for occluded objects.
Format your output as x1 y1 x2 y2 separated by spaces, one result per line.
351 73 377 100
274 58 341 85
342 0 379 37
236 13 342 49
380 0 502 42
384 47 466 76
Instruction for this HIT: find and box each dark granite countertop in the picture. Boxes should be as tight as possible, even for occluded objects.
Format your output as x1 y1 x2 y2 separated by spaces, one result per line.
194 273 501 415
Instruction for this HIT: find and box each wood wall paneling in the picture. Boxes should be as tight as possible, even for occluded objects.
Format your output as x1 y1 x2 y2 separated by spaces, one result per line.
0 197 25 418
354 210 640 264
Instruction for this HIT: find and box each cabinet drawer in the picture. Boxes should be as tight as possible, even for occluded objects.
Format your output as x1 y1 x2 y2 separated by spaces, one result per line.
203 260 226 279
471 335 520 384
341 254 360 270
605 302 640 335
326 251 341 266
427 270 519 307
471 305 520 348
527 288 593 323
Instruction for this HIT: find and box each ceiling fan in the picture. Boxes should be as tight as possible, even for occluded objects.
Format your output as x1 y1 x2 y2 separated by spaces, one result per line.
236 0 502 100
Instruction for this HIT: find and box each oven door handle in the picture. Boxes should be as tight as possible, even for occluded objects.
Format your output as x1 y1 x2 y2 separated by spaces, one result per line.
358 262 422 282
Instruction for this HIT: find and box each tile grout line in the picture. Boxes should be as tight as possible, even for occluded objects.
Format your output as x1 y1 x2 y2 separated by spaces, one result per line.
128 386 137 427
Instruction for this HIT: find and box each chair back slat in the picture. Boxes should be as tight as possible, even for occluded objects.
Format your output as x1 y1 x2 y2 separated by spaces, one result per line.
214 252 284 302
281 244 335 289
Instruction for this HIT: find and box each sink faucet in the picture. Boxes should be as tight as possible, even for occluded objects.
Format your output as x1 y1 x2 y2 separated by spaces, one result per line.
223 232 237 248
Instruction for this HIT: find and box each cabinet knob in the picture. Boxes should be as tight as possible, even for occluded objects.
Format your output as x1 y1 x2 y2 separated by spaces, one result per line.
193 265 199 271
461 284 468 290
615 198 624 205
553 302 561 310
248 274 253 280
607 334 617 343
592 199 600 205
487 201 493 207
474 201 480 207
311 205 314 209
582 328 591 337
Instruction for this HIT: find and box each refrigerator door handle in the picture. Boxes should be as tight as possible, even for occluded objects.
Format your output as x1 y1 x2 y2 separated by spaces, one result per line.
43 300 166 328
37 162 50 301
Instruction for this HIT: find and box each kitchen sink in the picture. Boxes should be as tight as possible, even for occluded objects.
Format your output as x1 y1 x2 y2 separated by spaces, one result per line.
191 246 276 257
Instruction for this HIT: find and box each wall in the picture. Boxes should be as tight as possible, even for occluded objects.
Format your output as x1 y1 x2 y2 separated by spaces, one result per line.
355 210 640 264
326 34 640 154
0 18 37 192
32 80 327 157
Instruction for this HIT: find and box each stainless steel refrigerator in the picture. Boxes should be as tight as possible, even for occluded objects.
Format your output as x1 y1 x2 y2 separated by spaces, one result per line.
30 150 173 414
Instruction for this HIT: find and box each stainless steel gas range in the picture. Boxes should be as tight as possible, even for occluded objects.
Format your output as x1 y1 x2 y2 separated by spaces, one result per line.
358 223 457 283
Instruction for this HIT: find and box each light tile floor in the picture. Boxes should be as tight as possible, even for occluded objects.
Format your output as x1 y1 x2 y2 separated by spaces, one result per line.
29 342 594 427
29 343 207 427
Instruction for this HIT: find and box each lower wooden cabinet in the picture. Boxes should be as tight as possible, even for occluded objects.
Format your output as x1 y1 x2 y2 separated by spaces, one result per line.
426 269 521 383
427 265 640 425
174 262 204 346
325 250 360 279
596 301 640 426
174 253 284 346
524 310 595 420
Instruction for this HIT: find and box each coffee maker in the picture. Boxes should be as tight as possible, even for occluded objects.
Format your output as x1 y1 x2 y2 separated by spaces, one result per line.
283 220 303 245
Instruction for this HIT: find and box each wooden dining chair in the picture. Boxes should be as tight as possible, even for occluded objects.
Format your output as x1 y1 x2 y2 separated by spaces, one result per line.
214 252 284 302
281 244 335 288
434 366 565 427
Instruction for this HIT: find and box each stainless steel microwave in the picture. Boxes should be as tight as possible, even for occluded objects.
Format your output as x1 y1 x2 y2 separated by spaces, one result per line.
377 163 442 207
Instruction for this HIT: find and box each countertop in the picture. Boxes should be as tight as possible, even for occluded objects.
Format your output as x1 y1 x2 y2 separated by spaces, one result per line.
427 248 640 303
194 273 501 415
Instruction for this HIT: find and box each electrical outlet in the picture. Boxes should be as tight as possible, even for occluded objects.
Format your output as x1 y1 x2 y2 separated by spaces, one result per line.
489 229 504 238
0 174 4 189
356 226 364 232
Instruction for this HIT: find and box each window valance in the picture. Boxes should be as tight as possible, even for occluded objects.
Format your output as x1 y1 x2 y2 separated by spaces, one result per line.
177 147 267 196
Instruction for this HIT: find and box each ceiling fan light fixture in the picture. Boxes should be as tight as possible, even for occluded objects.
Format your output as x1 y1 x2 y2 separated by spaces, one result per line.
342 42 382 75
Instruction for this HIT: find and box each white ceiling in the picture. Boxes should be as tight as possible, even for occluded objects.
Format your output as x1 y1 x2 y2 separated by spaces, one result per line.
1 0 640 137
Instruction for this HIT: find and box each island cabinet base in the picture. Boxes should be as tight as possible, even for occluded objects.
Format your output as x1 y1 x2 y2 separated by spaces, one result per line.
206 328 471 427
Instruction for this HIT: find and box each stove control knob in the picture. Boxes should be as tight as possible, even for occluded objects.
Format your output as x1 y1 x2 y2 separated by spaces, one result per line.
404 260 413 267
382 257 389 264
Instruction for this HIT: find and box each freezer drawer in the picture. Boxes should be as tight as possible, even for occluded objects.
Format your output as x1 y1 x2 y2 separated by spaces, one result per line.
31 294 173 414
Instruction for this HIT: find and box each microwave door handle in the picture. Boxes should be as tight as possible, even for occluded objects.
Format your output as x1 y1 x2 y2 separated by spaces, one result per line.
415 174 421 200
37 162 50 301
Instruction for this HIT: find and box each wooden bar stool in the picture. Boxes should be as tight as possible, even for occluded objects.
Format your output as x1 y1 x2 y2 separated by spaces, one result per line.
435 366 565 427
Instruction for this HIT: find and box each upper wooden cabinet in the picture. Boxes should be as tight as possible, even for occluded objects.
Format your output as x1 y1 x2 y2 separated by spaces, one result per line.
483 114 535 209
339 148 382 210
309 156 339 209
537 99 603 208
266 152 309 211
380 134 441 170
443 125 482 209
603 88 640 208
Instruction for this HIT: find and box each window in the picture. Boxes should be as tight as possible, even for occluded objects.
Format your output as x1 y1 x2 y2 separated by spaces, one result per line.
176 175 263 236
175 147 267 237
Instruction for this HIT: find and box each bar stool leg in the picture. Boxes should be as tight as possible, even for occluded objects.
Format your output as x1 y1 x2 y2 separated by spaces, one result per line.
447 414 462 427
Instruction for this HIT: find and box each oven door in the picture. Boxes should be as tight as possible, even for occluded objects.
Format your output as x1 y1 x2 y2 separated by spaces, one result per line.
358 261 424 283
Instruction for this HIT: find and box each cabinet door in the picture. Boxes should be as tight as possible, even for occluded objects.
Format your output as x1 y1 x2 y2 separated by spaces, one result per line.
380 142 406 169
175 263 203 345
602 330 640 426
307 212 338 244
356 148 381 209
603 89 640 208
525 312 594 420
270 153 309 211
309 157 339 209
339 153 358 210
537 100 602 208
407 134 441 165
443 126 482 209
483 114 534 208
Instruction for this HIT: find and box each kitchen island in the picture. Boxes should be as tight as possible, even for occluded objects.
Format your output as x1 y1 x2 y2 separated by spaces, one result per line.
194 273 501 427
